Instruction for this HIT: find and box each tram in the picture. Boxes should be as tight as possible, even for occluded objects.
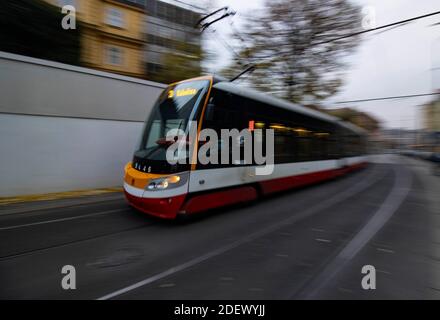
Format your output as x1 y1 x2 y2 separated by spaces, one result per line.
123 75 368 219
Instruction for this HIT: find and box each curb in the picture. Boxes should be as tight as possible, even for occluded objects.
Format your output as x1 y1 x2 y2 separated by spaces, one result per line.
0 187 123 206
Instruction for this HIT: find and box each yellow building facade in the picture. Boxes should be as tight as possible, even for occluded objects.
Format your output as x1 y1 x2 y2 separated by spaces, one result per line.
424 99 440 132
46 0 146 77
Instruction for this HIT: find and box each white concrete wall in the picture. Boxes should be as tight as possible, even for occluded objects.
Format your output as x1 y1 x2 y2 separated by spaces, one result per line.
0 51 167 197
0 114 143 196
0 51 166 121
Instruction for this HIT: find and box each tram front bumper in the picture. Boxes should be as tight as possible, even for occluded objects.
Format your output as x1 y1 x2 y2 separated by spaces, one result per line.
124 190 186 219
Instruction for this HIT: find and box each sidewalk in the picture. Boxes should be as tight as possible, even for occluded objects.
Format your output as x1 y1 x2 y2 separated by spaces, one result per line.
403 156 440 216
0 188 124 216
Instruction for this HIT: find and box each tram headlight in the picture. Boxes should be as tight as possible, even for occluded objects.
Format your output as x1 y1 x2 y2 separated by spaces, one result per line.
146 172 188 191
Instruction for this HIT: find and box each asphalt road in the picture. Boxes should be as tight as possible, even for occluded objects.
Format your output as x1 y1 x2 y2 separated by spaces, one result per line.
1 154 439 299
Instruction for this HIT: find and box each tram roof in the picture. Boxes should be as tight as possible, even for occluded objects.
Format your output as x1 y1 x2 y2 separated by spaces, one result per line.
212 78 367 136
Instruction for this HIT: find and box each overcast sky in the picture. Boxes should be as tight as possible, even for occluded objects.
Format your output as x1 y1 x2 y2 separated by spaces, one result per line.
188 0 440 129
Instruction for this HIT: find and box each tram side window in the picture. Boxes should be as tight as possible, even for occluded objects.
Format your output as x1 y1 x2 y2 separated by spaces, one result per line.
289 117 316 162
354 135 362 156
361 137 367 155
342 133 361 157
351 136 357 156
314 122 338 160
296 135 311 162
245 101 321 163
246 100 299 164
313 132 327 160
203 92 354 164
348 135 359 156
202 89 245 132
327 130 340 159
242 99 274 164
339 132 349 157
270 122 297 164
200 89 247 167
311 131 322 160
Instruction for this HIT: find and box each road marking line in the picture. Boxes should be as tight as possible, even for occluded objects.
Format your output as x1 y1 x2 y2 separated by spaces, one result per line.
376 269 392 275
297 164 412 299
315 238 332 243
97 165 386 300
376 247 395 254
0 209 124 231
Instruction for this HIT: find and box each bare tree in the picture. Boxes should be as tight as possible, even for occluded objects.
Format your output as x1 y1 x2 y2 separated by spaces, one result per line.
222 0 362 104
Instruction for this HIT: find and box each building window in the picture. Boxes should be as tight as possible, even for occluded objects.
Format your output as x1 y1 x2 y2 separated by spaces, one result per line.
147 51 162 64
106 46 123 66
147 63 162 74
106 7 124 28
157 3 167 19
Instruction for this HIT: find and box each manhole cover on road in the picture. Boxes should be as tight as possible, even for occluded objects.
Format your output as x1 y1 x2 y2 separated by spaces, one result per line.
87 247 144 269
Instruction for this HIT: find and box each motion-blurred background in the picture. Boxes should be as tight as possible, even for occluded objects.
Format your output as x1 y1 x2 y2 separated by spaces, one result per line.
0 0 439 196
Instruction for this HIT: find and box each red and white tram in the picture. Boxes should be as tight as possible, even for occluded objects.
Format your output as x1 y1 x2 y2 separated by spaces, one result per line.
123 75 368 219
